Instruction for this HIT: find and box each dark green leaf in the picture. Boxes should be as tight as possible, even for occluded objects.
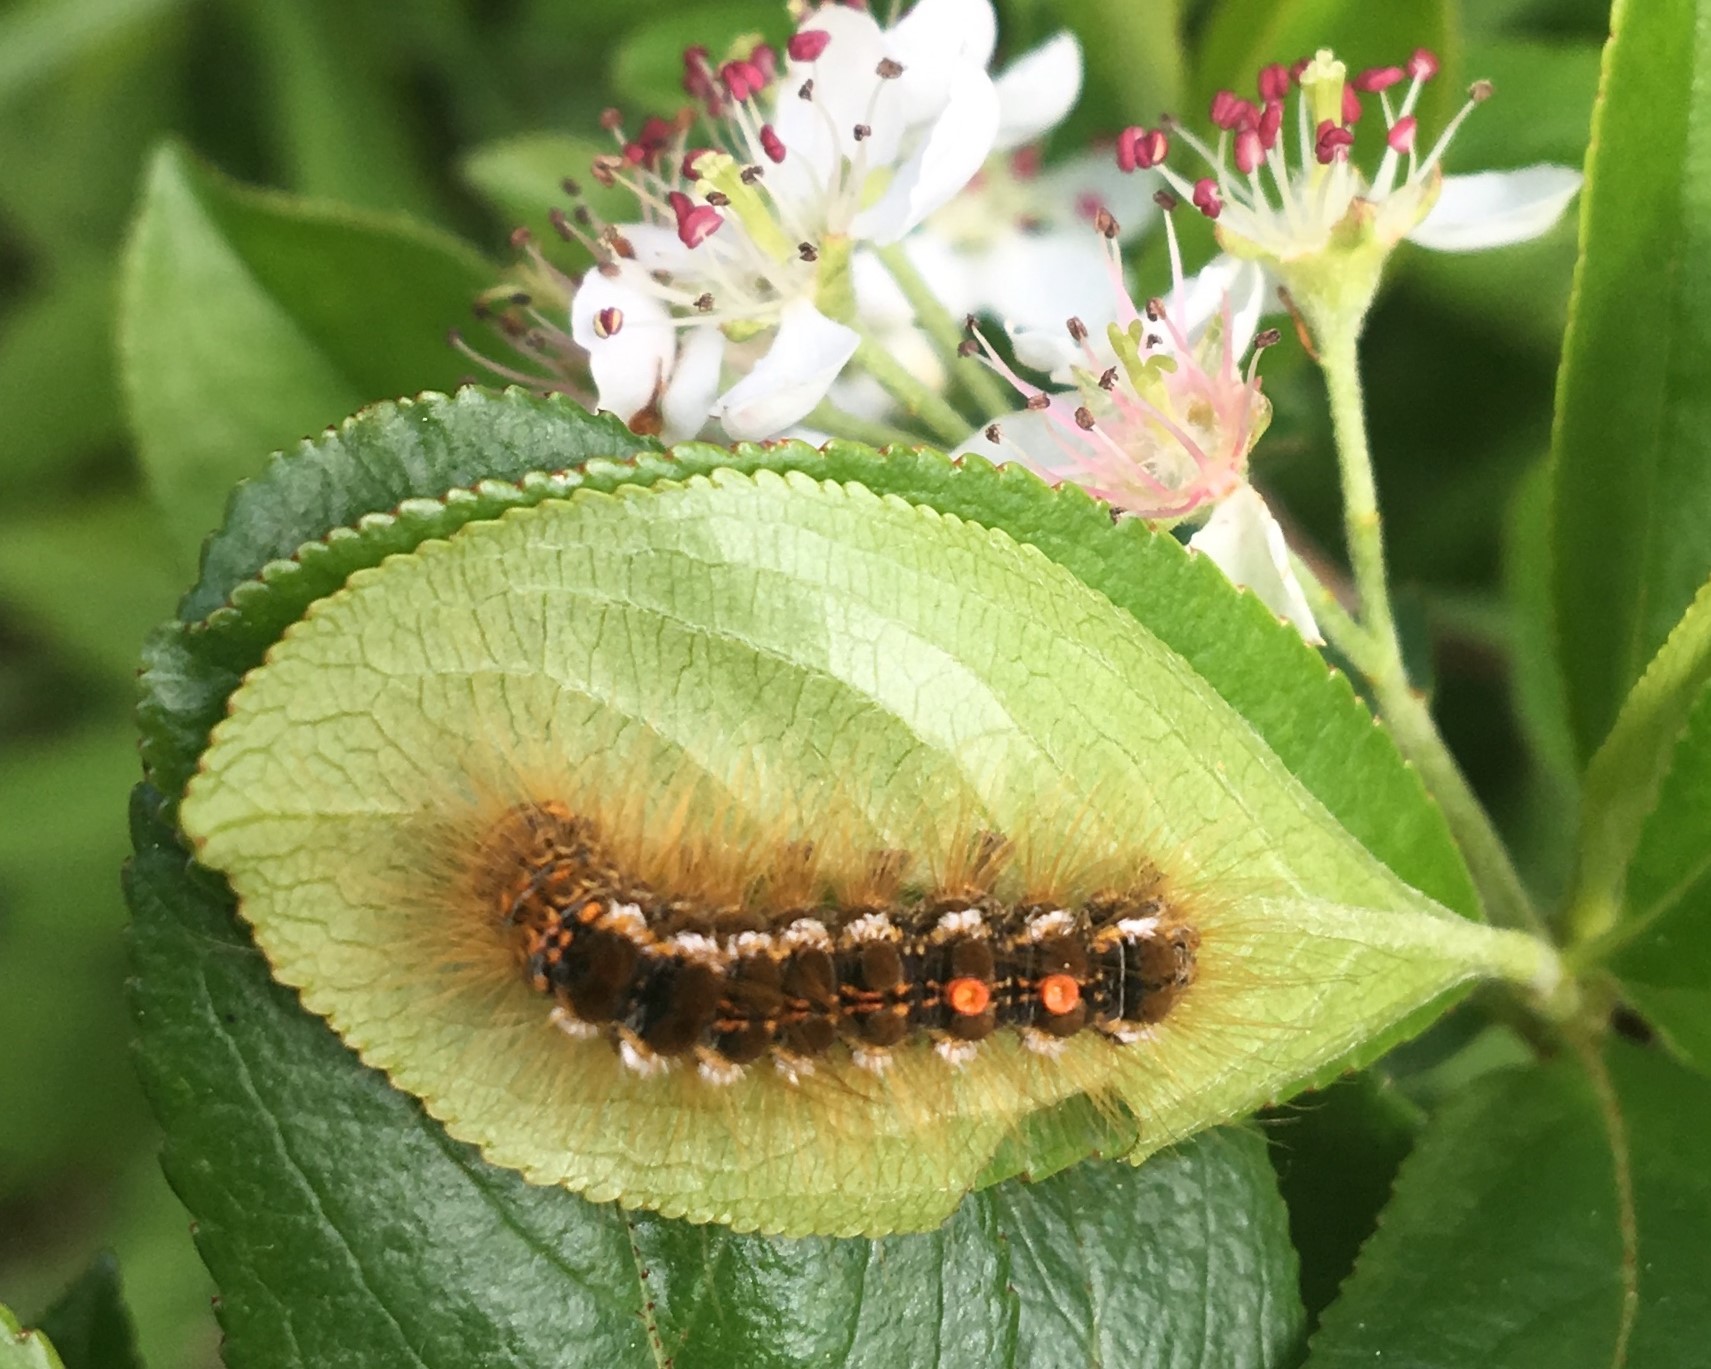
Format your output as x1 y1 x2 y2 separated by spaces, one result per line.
1267 1073 1422 1324
130 803 1301 1366
35 1256 142 1369
1550 0 1711 761
117 143 499 563
1306 1043 1711 1367
1604 681 1711 1073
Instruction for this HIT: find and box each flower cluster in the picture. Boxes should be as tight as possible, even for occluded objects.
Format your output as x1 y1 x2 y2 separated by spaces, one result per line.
476 19 1583 642
1116 47 1582 330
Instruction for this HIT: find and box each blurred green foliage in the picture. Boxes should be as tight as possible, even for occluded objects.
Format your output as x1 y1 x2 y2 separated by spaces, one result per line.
0 0 1608 1362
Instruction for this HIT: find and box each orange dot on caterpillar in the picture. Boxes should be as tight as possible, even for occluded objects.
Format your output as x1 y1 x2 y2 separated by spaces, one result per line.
179 469 1559 1236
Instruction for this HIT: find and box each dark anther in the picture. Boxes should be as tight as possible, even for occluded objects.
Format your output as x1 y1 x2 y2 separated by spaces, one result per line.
1066 316 1088 342
798 241 819 262
1074 406 1097 430
1099 367 1118 390
984 423 1001 442
876 57 904 79
1026 393 1051 411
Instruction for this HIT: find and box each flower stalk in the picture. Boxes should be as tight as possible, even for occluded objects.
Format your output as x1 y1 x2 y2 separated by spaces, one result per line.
875 242 1015 418
1314 318 1542 936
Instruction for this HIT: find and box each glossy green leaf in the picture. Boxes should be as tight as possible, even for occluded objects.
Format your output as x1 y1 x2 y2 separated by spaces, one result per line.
1267 1073 1422 1324
178 467 1552 1233
130 799 1301 1367
117 143 498 563
1603 682 1711 1073
35 1256 142 1369
1305 1043 1711 1367
1551 0 1711 761
1567 578 1711 941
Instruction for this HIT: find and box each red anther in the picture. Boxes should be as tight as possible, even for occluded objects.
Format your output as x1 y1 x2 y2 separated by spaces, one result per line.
1210 89 1255 131
1315 120 1355 163
1407 48 1439 81
1342 85 1363 125
750 42 777 82
1386 115 1418 153
1116 125 1168 172
760 123 786 163
1009 145 1042 179
1258 62 1291 102
721 59 766 102
668 190 724 247
681 147 713 179
593 307 624 339
1258 99 1283 149
1234 126 1264 175
788 28 831 62
1191 177 1223 218
622 141 647 166
1355 65 1405 93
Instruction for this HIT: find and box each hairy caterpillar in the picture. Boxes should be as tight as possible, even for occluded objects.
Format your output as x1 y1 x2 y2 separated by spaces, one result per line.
180 470 1523 1236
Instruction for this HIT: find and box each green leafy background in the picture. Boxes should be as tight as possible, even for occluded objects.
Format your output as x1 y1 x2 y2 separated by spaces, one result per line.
6 0 1708 1365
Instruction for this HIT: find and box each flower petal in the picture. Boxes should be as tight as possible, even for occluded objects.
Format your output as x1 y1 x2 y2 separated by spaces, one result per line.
1187 486 1323 642
992 32 1082 152
851 61 1000 243
886 0 998 124
712 300 860 440
776 4 895 175
1407 165 1583 252
659 325 726 443
1176 254 1271 354
985 229 1121 334
570 270 675 425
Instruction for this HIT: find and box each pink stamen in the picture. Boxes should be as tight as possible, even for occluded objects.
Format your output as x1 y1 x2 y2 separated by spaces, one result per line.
1258 99 1283 149
1387 116 1417 153
1210 90 1256 131
1342 86 1363 125
1315 120 1354 163
1235 127 1264 175
760 124 786 163
1117 126 1168 172
788 29 831 62
1407 48 1439 81
1356 65 1405 93
1192 177 1223 218
668 190 723 247
1258 63 1291 102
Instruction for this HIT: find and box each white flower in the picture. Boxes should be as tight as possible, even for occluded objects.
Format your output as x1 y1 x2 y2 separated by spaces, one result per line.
564 0 1008 442
953 208 1320 639
1115 47 1582 328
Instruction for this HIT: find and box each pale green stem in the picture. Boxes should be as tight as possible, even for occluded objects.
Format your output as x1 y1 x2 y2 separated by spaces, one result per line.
805 401 925 450
1317 326 1544 937
875 243 1015 420
854 335 970 446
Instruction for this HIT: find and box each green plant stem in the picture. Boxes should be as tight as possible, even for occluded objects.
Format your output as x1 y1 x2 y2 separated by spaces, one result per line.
876 243 1014 419
805 401 924 450
854 335 970 446
1317 326 1544 937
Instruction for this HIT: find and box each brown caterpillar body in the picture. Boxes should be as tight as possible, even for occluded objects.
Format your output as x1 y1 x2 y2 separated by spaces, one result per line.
488 802 1200 1085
